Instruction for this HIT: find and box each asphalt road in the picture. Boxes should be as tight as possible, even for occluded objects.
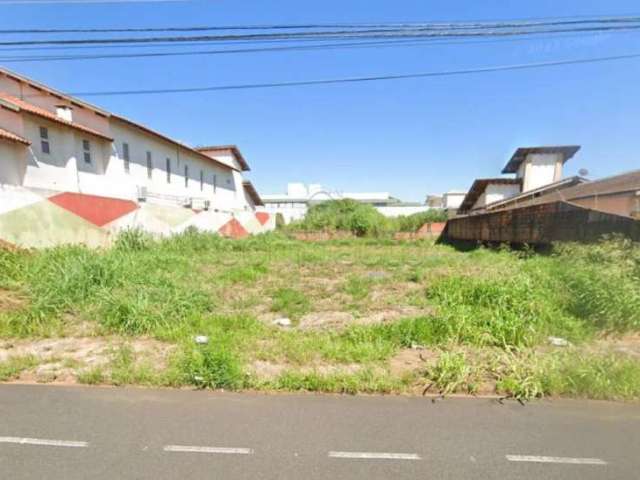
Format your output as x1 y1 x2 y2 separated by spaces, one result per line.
1 385 639 479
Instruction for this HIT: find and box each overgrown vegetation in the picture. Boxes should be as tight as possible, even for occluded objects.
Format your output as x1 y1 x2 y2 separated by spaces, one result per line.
1 231 639 401
285 199 447 237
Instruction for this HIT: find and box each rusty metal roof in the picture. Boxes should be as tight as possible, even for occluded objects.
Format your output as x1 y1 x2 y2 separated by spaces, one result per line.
485 175 588 211
502 146 580 174
515 170 640 208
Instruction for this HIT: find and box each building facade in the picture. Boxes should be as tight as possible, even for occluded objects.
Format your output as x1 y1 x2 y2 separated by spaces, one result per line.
457 146 581 215
0 68 273 248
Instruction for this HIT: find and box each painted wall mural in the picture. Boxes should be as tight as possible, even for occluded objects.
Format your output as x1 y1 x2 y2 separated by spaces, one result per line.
0 185 275 249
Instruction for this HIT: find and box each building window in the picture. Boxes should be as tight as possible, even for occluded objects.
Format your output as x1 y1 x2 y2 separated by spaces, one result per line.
39 126 50 154
146 151 153 179
166 158 171 183
213 174 217 193
200 170 204 191
122 142 130 173
184 165 189 188
82 139 91 164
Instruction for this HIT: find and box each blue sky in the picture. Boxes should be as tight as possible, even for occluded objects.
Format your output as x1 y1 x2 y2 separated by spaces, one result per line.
1 0 639 201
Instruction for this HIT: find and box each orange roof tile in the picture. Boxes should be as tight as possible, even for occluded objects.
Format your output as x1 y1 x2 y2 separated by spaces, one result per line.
0 93 113 142
0 126 30 145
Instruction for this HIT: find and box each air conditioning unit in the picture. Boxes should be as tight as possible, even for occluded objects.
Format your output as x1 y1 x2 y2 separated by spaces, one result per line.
136 185 147 202
182 197 193 208
203 200 211 211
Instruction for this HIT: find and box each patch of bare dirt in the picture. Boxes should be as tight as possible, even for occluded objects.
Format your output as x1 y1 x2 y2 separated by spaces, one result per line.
354 306 433 326
389 348 433 376
591 334 640 358
0 239 20 252
0 288 26 313
298 311 355 330
0 337 174 384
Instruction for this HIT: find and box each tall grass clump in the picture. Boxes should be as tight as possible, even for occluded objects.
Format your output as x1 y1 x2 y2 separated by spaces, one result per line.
551 237 640 333
425 273 582 348
540 352 640 401
424 352 477 395
114 228 152 252
178 343 244 389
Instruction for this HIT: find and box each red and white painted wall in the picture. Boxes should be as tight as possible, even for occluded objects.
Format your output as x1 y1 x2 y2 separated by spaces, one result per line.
0 68 274 248
0 185 275 249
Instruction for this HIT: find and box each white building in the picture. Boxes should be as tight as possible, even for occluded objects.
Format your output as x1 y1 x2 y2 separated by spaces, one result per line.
261 183 433 223
0 67 271 248
457 146 581 214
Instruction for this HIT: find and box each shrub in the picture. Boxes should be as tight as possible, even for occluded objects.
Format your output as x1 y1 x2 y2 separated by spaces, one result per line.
290 199 390 237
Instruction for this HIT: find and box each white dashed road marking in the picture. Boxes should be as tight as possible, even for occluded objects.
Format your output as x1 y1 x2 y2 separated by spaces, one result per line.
163 445 254 455
328 451 421 460
0 436 89 448
506 455 607 465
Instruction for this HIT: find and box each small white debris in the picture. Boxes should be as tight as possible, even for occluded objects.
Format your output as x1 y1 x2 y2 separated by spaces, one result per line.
194 335 209 345
411 342 425 350
548 336 570 347
273 318 292 327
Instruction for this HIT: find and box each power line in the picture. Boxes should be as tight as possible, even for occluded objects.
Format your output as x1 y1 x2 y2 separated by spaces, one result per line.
2 30 637 63
35 51 640 98
2 15 640 33
3 23 640 47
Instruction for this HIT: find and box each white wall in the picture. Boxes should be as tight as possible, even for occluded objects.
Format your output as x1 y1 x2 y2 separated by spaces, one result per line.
472 183 521 210
376 205 432 217
13 116 111 194
262 203 308 224
516 153 563 192
0 141 26 185
109 120 232 203
443 192 466 209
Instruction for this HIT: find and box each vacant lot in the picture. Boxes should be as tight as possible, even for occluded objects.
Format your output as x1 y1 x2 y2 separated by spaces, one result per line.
1 231 639 401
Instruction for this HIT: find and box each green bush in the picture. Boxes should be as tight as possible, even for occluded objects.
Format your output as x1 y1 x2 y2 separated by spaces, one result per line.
290 199 390 237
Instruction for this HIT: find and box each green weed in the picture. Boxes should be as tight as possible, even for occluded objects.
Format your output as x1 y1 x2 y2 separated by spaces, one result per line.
0 355 38 381
178 344 244 389
424 352 477 395
77 367 105 385
271 288 310 320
